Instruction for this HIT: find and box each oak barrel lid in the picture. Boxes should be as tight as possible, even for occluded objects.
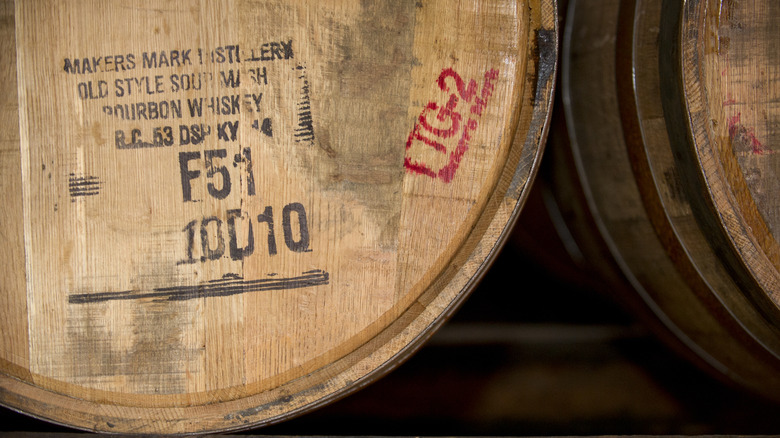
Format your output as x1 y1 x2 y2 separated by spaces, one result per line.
0 0 556 433
679 0 780 322
560 0 780 402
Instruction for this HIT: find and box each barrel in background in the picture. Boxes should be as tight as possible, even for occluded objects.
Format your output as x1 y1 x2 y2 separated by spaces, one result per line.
552 0 780 402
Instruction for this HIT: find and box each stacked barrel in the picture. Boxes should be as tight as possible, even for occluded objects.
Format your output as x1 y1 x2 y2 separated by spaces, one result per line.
552 0 780 402
0 0 557 433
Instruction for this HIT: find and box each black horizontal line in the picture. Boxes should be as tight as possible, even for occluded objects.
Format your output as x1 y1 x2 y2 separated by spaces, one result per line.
116 141 169 150
68 270 329 304
69 180 101 188
209 273 244 283
69 190 100 197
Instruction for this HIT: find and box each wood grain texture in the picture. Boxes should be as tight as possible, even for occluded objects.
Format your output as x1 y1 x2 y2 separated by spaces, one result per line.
558 0 780 404
0 0 556 433
680 0 780 319
0 0 29 383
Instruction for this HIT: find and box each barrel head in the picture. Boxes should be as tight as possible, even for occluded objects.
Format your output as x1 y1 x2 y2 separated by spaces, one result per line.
0 0 556 433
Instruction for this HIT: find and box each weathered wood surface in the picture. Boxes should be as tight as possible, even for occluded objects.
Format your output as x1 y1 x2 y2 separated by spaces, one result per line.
0 0 556 433
558 0 780 403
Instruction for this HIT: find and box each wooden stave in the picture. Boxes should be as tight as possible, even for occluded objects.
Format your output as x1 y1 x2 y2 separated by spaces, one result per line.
0 0 558 434
557 0 780 402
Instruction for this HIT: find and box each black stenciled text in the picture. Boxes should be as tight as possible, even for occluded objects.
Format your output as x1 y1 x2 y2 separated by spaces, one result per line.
179 203 311 265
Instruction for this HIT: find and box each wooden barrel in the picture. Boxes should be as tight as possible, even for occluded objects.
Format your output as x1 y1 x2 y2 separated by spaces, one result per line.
0 0 557 433
555 0 780 401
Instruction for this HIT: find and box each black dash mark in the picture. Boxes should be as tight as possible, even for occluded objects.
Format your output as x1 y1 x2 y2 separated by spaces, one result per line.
69 173 102 201
116 140 165 150
294 65 315 144
215 272 243 282
68 270 329 304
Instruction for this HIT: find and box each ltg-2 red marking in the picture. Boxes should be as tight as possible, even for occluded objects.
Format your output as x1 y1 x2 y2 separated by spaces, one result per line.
404 67 499 183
